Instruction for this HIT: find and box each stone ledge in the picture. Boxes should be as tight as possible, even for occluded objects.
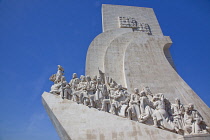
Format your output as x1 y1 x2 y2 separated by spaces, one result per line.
42 92 182 140
178 134 210 140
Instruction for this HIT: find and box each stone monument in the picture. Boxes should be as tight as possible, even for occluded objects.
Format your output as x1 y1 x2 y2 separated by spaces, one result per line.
42 4 210 140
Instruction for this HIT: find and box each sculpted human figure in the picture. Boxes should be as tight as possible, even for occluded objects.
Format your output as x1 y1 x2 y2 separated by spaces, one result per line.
72 75 87 103
50 82 62 94
184 104 208 135
101 97 111 112
152 94 170 129
98 69 105 84
110 84 124 115
54 65 64 84
164 98 172 117
94 77 107 109
49 65 65 94
69 73 80 91
50 75 66 95
142 86 153 100
83 75 96 107
138 90 153 123
108 80 117 95
101 92 111 112
94 78 102 108
48 67 210 135
119 92 130 117
171 98 185 134
127 88 141 120
100 80 117 112
62 84 72 99
59 76 69 98
183 105 194 135
92 75 97 85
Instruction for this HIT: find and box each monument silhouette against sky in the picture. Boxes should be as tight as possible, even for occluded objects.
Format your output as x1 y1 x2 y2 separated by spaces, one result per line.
42 4 210 140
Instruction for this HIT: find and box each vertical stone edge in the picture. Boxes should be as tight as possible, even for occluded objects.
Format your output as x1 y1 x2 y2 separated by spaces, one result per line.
42 93 72 140
102 4 105 32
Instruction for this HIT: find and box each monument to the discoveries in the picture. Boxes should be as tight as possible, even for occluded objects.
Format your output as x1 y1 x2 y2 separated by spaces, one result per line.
42 4 210 140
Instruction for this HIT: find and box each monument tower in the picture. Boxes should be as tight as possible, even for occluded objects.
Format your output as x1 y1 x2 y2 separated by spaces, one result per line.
42 4 210 140
86 4 210 126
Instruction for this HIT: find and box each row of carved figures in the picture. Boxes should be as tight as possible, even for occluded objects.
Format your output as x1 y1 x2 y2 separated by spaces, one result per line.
49 65 209 135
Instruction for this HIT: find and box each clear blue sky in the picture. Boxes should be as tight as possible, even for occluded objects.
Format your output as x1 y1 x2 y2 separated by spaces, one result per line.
0 0 209 140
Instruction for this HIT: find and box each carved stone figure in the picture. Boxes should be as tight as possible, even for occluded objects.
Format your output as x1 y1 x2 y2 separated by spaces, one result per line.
50 75 66 95
101 83 112 112
95 77 107 109
119 93 130 117
127 88 141 120
184 104 209 135
50 83 62 94
92 75 97 85
54 65 64 84
98 69 105 84
110 84 125 115
138 90 153 123
59 76 68 99
142 86 153 98
69 73 80 91
83 75 96 107
49 65 65 94
62 84 72 99
171 98 185 134
164 98 172 117
48 66 210 136
49 74 56 83
101 79 117 112
152 94 172 130
72 75 86 103
119 90 130 117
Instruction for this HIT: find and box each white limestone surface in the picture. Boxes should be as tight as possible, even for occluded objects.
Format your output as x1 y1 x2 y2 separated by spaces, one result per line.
123 34 210 125
42 92 182 140
104 32 137 87
86 4 210 126
85 28 131 78
45 4 210 140
102 4 163 36
178 134 210 140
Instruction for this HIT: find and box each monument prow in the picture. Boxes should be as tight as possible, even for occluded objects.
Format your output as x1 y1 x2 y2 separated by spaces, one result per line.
42 92 181 140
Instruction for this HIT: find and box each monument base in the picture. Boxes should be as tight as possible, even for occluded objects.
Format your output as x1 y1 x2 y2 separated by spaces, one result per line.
41 92 210 140
179 134 210 140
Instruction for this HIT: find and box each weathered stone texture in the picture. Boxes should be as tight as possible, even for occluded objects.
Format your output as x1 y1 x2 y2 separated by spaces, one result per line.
42 94 71 140
42 92 181 140
86 28 131 78
43 4 210 140
178 134 210 140
86 4 210 126
102 4 163 36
